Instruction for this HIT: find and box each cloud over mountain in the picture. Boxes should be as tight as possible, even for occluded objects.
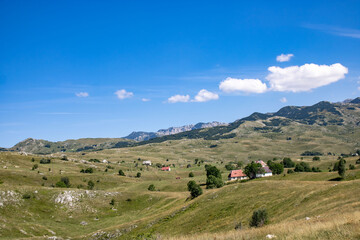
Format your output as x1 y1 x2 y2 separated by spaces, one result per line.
193 89 219 102
219 77 268 94
266 63 348 92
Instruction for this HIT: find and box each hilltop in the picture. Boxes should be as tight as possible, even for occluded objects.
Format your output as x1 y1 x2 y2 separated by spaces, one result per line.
6 97 360 155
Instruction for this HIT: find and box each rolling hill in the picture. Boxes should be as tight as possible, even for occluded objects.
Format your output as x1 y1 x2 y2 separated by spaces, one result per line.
6 97 360 154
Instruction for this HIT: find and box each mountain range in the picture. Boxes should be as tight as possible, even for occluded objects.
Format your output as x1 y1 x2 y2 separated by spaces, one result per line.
5 97 360 154
124 121 228 141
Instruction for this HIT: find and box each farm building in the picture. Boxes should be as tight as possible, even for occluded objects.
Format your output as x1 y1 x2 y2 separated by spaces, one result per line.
255 160 273 177
228 169 248 181
161 166 171 171
142 160 152 166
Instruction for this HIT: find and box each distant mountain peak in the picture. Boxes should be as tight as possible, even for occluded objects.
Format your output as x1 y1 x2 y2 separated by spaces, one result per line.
124 121 228 141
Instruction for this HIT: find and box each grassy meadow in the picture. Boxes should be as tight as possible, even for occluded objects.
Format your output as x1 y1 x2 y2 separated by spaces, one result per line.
0 123 360 239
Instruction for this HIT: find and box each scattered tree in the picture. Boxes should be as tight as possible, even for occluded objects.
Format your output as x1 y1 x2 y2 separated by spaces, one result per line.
349 164 355 170
312 156 320 161
281 158 295 168
267 160 284 175
110 199 115 206
136 172 141 178
338 158 346 178
189 172 194 178
205 165 223 189
294 162 311 172
187 180 203 199
244 162 263 179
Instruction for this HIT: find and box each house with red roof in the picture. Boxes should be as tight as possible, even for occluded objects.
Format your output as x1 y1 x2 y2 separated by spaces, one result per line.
228 169 248 181
161 166 171 171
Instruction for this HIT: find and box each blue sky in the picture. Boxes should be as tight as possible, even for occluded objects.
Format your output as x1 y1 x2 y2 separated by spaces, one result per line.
1 0 360 147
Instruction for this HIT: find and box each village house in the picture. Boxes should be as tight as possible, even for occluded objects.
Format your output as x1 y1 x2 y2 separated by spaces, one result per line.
228 169 248 181
255 160 273 177
142 160 152 166
161 166 171 171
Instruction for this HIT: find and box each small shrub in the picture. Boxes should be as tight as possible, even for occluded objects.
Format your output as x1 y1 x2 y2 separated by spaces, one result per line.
42 176 48 180
249 209 268 227
55 181 67 188
186 164 192 168
148 184 156 191
89 159 100 163
189 172 194 178
118 169 125 176
32 164 38 170
60 177 70 187
287 169 294 174
40 158 51 164
349 164 355 170
80 168 94 174
312 156 320 161
110 199 115 206
136 172 141 178
87 180 95 190
356 159 360 164
22 193 31 199
31 158 35 162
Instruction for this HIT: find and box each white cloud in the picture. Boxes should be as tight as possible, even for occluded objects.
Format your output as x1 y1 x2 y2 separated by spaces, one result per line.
142 98 151 102
168 94 190 103
266 63 348 92
75 92 89 97
219 77 268 94
276 53 294 62
193 89 219 102
115 89 133 99
280 97 287 103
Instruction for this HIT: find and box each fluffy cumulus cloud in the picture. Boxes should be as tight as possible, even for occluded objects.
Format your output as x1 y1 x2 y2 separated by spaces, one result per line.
266 63 348 92
142 98 151 102
115 89 134 99
280 97 287 103
168 94 190 103
219 77 268 94
193 89 219 102
75 92 89 97
276 53 294 62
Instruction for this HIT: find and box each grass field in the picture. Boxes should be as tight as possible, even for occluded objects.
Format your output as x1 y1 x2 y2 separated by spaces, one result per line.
1 123 360 239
